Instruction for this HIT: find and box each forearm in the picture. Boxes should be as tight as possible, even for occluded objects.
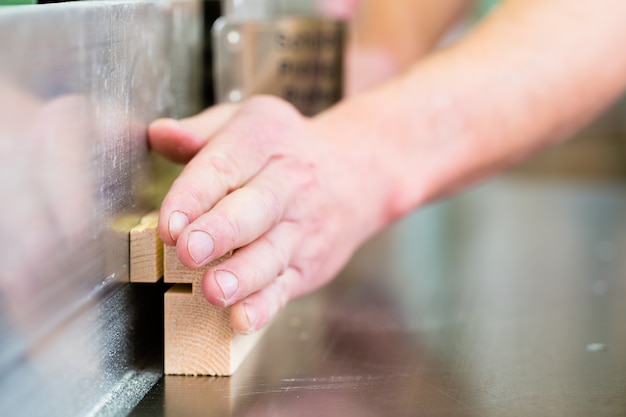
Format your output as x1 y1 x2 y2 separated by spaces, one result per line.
319 0 626 223
149 0 626 332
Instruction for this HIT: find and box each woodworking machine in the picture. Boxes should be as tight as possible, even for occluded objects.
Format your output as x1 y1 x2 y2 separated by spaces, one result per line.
4 1 626 416
0 0 342 415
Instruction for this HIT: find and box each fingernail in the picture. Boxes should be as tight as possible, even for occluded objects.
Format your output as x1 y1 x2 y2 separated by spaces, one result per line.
244 303 258 333
168 211 189 241
215 270 239 303
187 230 214 264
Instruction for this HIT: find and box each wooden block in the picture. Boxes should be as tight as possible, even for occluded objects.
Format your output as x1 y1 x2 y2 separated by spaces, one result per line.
130 210 163 283
164 245 266 376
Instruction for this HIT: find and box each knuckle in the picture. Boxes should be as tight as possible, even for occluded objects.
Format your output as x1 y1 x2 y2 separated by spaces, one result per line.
211 212 239 248
253 184 284 224
238 96 303 146
273 275 291 310
171 161 214 198
207 152 241 192
184 183 207 210
293 161 318 191
276 156 318 190
264 233 290 275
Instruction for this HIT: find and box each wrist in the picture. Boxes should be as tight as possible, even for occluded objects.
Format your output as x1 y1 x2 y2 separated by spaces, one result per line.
314 65 477 224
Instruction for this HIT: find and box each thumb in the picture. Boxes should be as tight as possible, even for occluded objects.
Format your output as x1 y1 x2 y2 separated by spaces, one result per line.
148 103 240 164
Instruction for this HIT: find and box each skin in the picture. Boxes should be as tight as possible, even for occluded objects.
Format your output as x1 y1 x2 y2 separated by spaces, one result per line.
149 0 626 333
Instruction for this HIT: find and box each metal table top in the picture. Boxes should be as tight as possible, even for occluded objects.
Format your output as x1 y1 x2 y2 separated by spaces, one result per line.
131 176 626 417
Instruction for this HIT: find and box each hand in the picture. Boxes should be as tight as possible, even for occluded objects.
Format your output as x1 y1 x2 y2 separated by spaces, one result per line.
149 96 386 333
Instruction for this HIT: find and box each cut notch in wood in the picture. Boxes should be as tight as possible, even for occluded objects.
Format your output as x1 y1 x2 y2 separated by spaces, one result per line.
164 245 265 376
129 210 267 376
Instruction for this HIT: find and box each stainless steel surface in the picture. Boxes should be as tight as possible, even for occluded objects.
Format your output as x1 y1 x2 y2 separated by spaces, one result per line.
213 17 344 116
131 176 626 416
0 1 201 415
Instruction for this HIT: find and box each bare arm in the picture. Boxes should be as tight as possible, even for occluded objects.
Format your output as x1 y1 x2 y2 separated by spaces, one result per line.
149 0 626 332
322 0 626 215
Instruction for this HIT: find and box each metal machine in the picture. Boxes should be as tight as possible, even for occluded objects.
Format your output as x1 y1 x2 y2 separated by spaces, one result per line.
0 1 203 415
2 1 626 416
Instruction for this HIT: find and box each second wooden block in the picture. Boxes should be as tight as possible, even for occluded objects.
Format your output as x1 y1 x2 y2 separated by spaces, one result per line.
164 245 265 376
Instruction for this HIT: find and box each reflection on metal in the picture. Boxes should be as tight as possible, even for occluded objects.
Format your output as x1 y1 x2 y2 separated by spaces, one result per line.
213 17 345 116
0 1 201 416
133 178 626 416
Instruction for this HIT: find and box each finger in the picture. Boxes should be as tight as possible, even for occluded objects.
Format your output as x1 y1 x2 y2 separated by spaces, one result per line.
148 103 239 164
230 267 301 333
201 221 299 307
159 96 302 245
175 159 297 267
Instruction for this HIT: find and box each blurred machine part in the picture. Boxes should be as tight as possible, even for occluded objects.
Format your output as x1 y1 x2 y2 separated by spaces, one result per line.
0 1 202 415
213 0 345 115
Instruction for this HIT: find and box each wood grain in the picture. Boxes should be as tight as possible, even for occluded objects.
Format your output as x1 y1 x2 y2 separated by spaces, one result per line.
130 210 163 283
164 245 265 376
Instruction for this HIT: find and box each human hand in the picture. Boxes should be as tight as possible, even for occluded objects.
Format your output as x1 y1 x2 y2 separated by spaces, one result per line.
149 96 386 333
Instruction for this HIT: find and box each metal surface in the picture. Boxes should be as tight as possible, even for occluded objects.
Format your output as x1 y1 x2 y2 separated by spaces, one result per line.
132 176 626 416
0 1 201 416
